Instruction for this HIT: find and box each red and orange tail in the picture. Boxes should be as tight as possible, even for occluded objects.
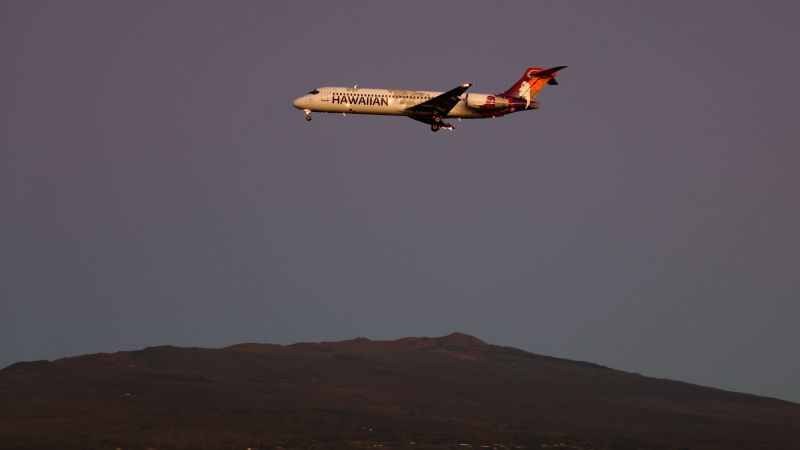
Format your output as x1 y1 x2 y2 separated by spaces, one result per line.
502 66 567 101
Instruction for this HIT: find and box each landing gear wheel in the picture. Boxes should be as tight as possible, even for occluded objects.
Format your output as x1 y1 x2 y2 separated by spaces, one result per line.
431 124 439 132
305 114 312 122
433 116 442 123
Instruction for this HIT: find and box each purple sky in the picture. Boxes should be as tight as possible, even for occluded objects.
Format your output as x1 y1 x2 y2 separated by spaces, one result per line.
2 1 799 402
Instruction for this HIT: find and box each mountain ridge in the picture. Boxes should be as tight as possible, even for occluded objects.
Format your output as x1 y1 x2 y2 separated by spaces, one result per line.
2 332 799 450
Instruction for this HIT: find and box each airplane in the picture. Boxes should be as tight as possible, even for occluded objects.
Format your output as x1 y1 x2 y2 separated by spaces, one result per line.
292 66 566 132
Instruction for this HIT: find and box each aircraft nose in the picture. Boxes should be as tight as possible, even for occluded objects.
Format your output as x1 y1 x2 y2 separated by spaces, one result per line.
292 96 305 109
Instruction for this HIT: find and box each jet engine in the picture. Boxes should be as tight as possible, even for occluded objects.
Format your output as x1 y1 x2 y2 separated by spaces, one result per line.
465 93 510 109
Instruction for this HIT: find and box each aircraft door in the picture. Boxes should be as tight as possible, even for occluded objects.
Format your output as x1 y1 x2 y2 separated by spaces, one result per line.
320 88 330 101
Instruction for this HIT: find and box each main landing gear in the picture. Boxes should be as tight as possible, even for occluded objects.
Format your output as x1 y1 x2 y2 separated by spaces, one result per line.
304 110 312 121
430 115 454 132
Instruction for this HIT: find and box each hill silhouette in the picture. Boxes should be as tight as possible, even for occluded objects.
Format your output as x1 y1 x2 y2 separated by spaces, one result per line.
1 333 799 450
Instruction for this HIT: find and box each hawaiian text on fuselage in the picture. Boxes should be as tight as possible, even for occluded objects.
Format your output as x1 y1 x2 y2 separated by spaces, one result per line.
331 95 389 106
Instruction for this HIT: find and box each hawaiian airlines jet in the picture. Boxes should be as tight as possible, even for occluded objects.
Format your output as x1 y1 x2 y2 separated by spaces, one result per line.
292 66 566 132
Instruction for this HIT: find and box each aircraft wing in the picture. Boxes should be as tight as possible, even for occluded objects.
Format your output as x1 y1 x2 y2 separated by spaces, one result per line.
405 83 472 121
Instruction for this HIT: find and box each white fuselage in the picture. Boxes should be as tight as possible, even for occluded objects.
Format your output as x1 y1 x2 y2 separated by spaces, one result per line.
292 87 486 119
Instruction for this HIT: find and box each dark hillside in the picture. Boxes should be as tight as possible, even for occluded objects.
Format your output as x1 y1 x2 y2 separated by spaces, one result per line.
2 333 799 449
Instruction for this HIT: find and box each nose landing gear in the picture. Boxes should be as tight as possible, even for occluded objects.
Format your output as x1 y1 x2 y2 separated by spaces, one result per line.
304 110 312 122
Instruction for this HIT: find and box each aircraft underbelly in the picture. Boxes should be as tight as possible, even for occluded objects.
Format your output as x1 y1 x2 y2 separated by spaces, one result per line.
311 100 406 116
310 99 494 120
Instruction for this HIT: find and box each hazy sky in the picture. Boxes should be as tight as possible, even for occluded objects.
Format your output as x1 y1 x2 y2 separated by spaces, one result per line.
2 1 799 402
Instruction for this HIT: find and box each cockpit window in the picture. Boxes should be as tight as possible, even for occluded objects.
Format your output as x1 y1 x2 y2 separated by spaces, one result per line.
308 89 320 95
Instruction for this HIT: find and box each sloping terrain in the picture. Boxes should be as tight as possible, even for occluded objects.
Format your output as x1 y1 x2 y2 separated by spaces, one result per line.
1 333 799 449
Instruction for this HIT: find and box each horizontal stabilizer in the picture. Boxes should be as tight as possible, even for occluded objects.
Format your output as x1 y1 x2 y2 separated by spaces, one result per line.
533 66 567 79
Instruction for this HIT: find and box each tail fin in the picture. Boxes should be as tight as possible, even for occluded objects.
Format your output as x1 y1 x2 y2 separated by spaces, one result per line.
502 66 567 102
